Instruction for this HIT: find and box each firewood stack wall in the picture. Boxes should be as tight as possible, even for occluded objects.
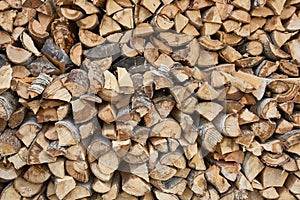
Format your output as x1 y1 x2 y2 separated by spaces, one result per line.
0 0 299 199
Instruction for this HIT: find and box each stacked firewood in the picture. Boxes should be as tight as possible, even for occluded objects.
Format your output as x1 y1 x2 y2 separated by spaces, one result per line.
0 0 299 199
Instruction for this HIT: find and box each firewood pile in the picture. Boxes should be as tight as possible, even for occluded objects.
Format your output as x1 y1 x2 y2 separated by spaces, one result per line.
0 0 300 199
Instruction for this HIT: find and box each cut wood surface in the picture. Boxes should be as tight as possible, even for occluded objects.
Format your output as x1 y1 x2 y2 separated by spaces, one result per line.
0 0 299 199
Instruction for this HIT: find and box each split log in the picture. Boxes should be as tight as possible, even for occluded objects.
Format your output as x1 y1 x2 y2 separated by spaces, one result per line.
23 164 51 183
65 69 89 97
66 160 90 182
55 176 76 199
16 115 42 147
205 165 231 194
55 119 80 146
6 44 32 64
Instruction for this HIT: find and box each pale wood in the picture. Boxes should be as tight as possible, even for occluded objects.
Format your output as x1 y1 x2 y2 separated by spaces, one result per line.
14 177 43 198
55 176 76 200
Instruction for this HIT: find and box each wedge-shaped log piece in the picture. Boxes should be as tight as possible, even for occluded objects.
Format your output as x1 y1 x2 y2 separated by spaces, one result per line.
98 150 119 174
219 45 242 63
60 7 84 20
150 163 177 181
255 60 278 77
199 36 224 51
285 13 300 31
72 99 97 124
14 177 43 198
6 44 32 64
92 177 112 193
251 98 280 119
159 32 194 47
69 42 82 66
171 39 200 66
285 173 300 195
260 187 279 199
16 116 42 147
66 160 90 183
263 41 290 61
41 38 72 71
22 32 41 56
106 0 122 15
260 166 288 188
261 152 289 167
0 91 17 120
7 147 27 170
117 67 134 94
64 183 92 199
0 183 21 200
205 165 230 193
278 60 299 77
214 113 242 137
231 0 251 10
0 162 17 181
99 15 122 37
141 0 160 13
251 119 276 142
55 176 76 200
122 173 151 196
77 14 99 30
43 75 71 102
0 10 17 32
238 108 259 125
187 171 207 196
196 102 223 121
153 95 175 118
124 143 149 164
51 17 75 54
229 10 251 23
134 5 152 24
185 9 202 28
150 118 181 138
160 152 186 169
65 69 89 97
113 8 134 29
56 119 80 146
79 29 105 48
8 106 27 129
270 31 294 48
48 157 65 178
286 39 300 63
28 19 49 45
74 0 99 14
196 82 220 100
202 6 222 24
23 164 51 183
243 152 265 182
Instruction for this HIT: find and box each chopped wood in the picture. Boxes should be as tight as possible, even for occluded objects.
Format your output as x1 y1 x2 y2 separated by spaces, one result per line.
76 14 99 30
6 44 32 64
55 176 76 199
205 165 231 193
56 119 80 146
0 0 299 199
60 7 84 21
74 0 99 14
